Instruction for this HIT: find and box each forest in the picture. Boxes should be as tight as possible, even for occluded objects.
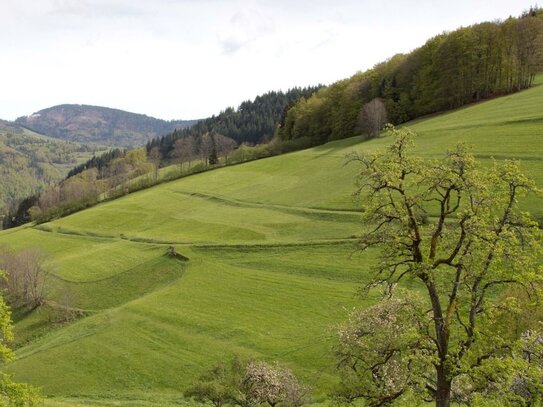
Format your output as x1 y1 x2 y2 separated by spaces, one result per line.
6 10 543 231
277 10 543 143
146 87 322 156
63 87 320 180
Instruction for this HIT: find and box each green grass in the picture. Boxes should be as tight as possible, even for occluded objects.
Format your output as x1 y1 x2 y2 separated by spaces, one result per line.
0 77 541 405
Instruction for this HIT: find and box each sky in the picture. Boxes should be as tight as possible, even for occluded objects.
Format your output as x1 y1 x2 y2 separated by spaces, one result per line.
0 0 537 121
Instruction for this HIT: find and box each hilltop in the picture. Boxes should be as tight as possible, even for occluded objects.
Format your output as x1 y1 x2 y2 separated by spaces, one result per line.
15 104 197 148
0 74 541 405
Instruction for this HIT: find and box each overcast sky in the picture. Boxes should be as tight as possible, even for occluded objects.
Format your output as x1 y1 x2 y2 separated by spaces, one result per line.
0 0 536 121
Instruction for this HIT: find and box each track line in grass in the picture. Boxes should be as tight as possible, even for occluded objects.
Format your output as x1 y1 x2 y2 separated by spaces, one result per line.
169 190 362 219
32 220 361 249
45 254 187 284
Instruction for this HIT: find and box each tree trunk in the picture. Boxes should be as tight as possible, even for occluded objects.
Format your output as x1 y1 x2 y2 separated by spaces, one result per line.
435 365 452 407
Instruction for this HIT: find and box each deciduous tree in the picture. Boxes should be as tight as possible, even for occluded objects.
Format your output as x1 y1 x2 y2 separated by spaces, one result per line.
215 134 237 164
149 147 161 181
0 268 41 405
357 98 388 138
242 361 309 407
0 247 49 309
337 126 542 407
185 358 309 407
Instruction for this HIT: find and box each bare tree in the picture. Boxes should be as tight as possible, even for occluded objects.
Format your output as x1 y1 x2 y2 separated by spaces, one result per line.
171 137 196 171
357 98 388 138
200 133 214 166
149 147 161 181
38 187 61 212
0 246 49 309
56 286 80 323
108 158 132 193
215 134 237 164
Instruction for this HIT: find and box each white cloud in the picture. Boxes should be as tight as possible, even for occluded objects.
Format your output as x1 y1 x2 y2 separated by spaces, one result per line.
0 0 537 121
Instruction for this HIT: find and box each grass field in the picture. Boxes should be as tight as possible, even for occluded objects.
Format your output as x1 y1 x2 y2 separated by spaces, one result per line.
0 78 541 405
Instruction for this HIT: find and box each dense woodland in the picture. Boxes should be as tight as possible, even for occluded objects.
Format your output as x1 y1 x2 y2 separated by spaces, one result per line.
278 10 543 143
146 87 322 157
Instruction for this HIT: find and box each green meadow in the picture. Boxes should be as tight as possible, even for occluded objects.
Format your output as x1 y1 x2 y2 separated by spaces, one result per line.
0 78 541 405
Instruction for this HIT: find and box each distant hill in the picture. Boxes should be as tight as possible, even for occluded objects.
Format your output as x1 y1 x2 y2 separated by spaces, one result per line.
0 121 106 216
15 104 197 148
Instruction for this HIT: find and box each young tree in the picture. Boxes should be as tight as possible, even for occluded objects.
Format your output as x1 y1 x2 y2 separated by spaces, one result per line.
337 126 542 407
200 133 214 166
215 134 237 164
209 135 219 166
149 147 161 181
184 362 238 407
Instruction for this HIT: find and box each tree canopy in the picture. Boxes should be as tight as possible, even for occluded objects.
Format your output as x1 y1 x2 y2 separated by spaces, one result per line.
278 11 543 144
334 126 542 406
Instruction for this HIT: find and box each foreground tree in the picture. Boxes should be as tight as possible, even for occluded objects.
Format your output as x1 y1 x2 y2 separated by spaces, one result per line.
0 269 40 405
336 126 542 407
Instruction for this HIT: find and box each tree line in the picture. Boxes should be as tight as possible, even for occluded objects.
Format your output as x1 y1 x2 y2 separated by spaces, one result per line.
63 87 321 183
0 87 322 229
277 9 543 143
147 86 322 159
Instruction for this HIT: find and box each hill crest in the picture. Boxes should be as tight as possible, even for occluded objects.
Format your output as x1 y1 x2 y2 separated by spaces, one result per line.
15 104 197 148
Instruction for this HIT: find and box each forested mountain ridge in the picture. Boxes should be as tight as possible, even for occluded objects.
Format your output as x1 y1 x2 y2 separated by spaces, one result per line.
15 104 197 148
1 87 321 228
278 10 543 144
0 122 103 217
147 87 321 158
65 87 321 179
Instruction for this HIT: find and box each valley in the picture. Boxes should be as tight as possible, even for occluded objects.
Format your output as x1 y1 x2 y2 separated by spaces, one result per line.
1 76 542 405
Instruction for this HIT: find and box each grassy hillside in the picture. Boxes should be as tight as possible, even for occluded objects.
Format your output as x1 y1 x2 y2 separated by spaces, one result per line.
0 77 541 405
